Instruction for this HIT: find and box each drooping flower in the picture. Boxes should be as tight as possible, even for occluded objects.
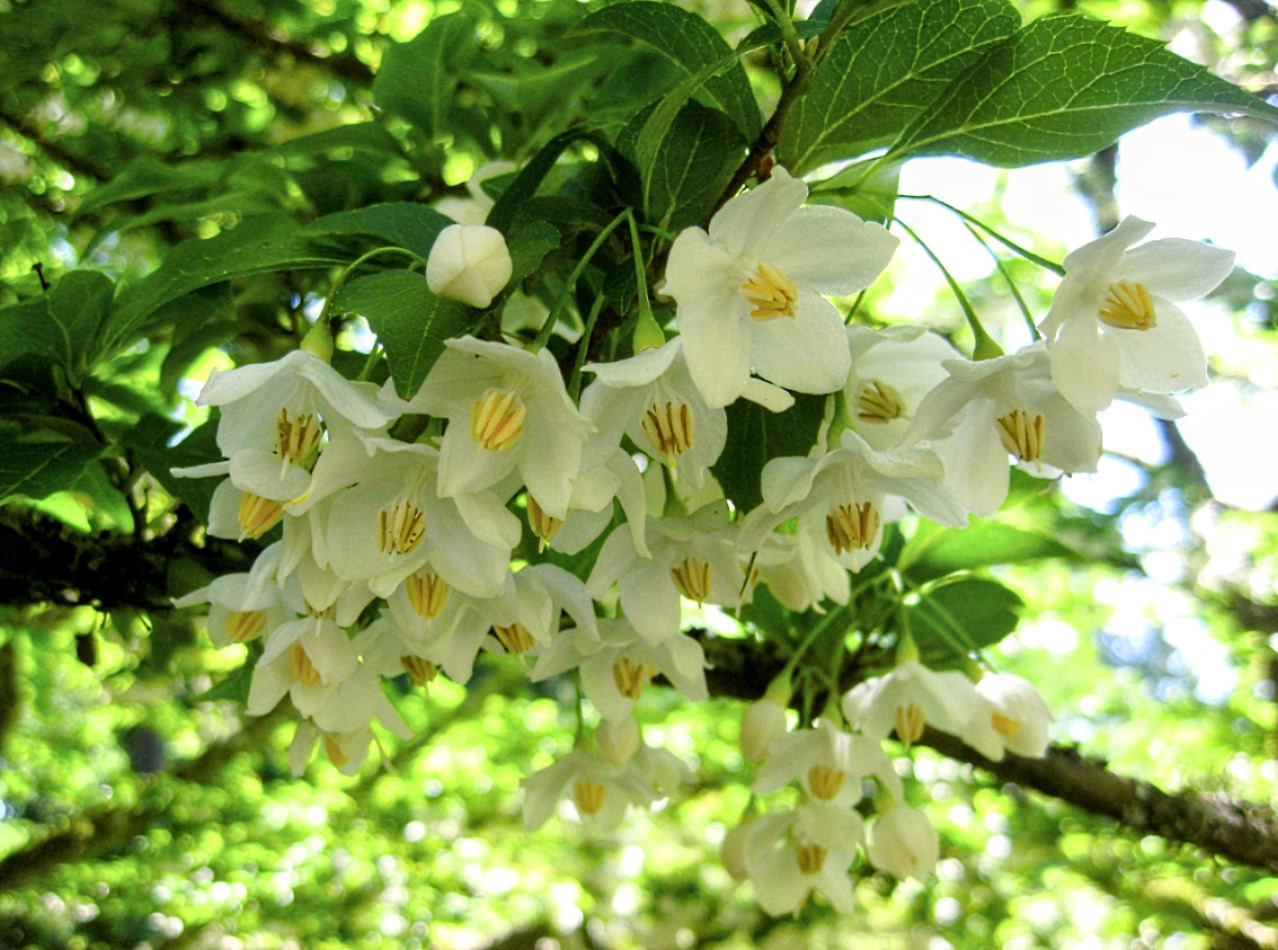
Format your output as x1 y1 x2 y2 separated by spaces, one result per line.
846 660 979 749
663 167 899 408
581 339 728 489
742 804 863 915
898 343 1103 519
402 336 592 520
521 750 658 832
752 717 902 806
866 802 939 880
1039 216 1234 414
842 325 961 451
426 224 513 308
962 672 1054 761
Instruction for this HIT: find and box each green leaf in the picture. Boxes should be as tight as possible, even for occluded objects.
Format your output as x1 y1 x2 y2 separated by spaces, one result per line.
269 122 406 158
333 271 474 400
909 577 1024 665
809 157 902 224
75 155 226 216
712 393 828 513
901 521 1080 584
466 52 605 123
622 100 746 232
191 643 262 704
373 11 479 138
121 414 222 522
0 440 102 504
889 13 1278 167
507 221 562 286
572 1 761 142
486 128 598 235
307 202 454 260
780 0 1020 174
0 270 116 386
107 214 350 349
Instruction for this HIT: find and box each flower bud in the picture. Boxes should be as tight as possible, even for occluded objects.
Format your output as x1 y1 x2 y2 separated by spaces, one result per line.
739 697 788 763
426 224 513 308
721 818 755 881
597 715 641 764
866 803 939 880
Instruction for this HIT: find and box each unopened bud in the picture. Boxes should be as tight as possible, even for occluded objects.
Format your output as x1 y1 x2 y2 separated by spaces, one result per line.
426 224 513 308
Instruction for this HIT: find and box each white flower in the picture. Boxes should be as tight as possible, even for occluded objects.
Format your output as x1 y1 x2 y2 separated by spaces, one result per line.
843 325 961 451
752 717 902 805
530 618 708 721
402 336 592 520
743 804 862 915
246 612 360 719
581 339 728 489
663 167 898 408
899 343 1103 519
297 430 519 599
426 224 513 308
740 428 965 574
1040 216 1234 414
587 501 746 644
750 529 850 613
848 660 979 749
739 696 790 764
521 751 657 832
962 673 1054 761
866 803 939 880
172 543 289 648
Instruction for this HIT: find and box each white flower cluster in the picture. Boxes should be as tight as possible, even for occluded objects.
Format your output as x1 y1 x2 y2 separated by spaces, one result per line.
172 165 1231 906
728 663 1052 915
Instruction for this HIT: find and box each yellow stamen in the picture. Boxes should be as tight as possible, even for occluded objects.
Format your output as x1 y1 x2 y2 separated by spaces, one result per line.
992 712 1021 738
996 409 1046 463
613 657 650 700
857 379 907 424
808 764 846 801
797 844 827 875
1099 281 1156 330
526 495 564 552
895 702 926 749
226 610 266 644
640 401 695 465
323 735 348 768
740 263 798 321
825 501 881 555
275 408 323 464
574 780 606 816
670 557 712 602
401 655 438 687
469 388 526 451
493 621 536 655
377 499 426 556
238 492 284 539
306 602 337 620
406 570 450 620
292 643 322 686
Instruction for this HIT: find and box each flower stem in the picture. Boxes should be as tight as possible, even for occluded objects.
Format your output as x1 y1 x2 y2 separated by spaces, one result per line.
531 209 630 353
963 221 1042 341
898 194 1065 276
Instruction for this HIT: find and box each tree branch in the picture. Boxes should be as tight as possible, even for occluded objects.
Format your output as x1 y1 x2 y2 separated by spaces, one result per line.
700 631 1278 876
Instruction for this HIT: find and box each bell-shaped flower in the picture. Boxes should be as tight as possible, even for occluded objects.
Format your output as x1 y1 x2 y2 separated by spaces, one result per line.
1039 216 1234 414
751 529 850 613
173 543 290 648
753 717 903 806
246 610 360 719
866 802 940 880
847 660 979 749
531 618 708 721
402 336 592 520
587 501 747 644
290 719 376 776
297 429 519 599
743 803 863 915
476 562 601 661
898 343 1103 519
384 566 493 684
581 339 727 490
524 450 649 559
962 673 1054 761
426 224 513 308
521 750 658 832
739 695 790 764
663 166 899 409
740 428 965 574
179 349 397 507
843 325 961 451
